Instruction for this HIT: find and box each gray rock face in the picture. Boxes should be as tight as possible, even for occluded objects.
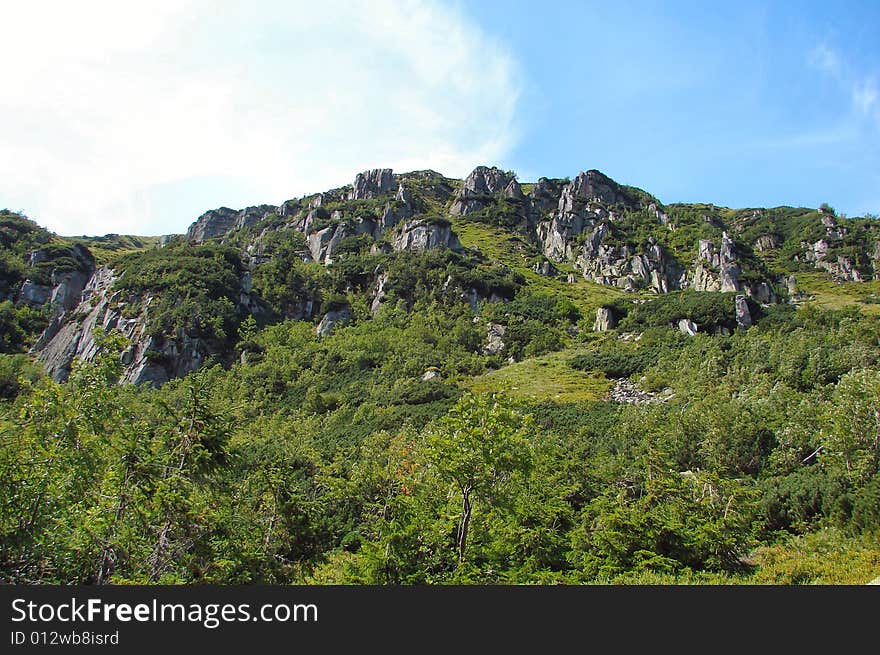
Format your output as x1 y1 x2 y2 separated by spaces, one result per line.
307 224 348 264
187 205 278 243
235 204 276 231
16 280 51 307
559 170 628 213
34 261 258 386
50 270 90 313
800 238 866 282
449 166 513 216
36 266 119 381
349 168 394 200
481 322 506 355
502 179 524 199
574 228 685 293
186 207 239 242
735 295 752 329
371 272 389 313
463 166 511 195
316 308 351 337
528 177 560 214
690 232 741 292
754 234 780 252
392 219 461 251
537 214 586 261
593 307 616 332
678 318 698 336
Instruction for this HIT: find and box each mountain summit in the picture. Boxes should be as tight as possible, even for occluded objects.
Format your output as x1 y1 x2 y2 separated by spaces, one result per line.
2 166 878 384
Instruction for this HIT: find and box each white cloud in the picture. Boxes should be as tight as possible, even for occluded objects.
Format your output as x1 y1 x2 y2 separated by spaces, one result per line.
852 78 878 116
0 0 521 235
808 43 842 77
809 43 879 123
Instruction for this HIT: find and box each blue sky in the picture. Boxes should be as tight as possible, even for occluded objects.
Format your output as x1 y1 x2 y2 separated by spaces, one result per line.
462 0 880 217
1 0 878 236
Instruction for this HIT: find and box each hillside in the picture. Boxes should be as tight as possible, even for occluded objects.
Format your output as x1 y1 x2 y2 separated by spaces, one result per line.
1 167 879 585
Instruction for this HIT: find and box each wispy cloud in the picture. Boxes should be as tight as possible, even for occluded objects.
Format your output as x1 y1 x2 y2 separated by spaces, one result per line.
852 78 878 116
0 0 522 235
808 43 843 77
808 43 879 123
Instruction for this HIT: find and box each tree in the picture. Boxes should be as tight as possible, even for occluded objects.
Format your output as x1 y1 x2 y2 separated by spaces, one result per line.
821 369 880 486
423 394 534 564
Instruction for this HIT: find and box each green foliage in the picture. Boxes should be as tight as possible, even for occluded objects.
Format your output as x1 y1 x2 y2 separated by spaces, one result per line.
0 354 44 399
614 291 740 332
3 185 880 586
571 328 687 378
115 242 244 345
0 301 50 353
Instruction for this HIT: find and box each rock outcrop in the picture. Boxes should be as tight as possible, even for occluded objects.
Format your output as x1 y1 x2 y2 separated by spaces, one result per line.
593 307 617 332
677 318 698 336
316 308 352 337
34 265 228 386
392 219 461 252
690 233 741 292
187 207 239 243
735 295 752 329
450 166 514 216
607 378 673 404
349 168 394 200
481 322 506 355
307 224 347 264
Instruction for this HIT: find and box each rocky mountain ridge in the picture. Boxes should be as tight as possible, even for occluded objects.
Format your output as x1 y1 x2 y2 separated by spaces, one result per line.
3 165 879 385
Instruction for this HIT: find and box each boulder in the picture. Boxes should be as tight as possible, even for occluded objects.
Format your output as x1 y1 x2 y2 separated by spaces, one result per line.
735 295 752 329
316 308 352 337
677 318 698 336
481 323 506 355
593 307 616 332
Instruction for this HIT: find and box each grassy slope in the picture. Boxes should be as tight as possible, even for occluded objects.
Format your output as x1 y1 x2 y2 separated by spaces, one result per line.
793 272 880 315
468 347 611 403
450 219 629 314
74 234 162 265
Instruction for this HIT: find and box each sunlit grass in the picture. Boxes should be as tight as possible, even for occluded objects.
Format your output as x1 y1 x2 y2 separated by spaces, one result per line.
794 272 880 315
468 348 612 403
450 219 630 313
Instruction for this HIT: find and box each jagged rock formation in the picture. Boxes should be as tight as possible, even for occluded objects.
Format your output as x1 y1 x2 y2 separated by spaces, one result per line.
691 233 741 292
33 262 262 386
450 166 513 216
392 219 461 251
11 164 878 388
735 294 752 329
15 244 94 311
348 168 394 200
799 237 863 282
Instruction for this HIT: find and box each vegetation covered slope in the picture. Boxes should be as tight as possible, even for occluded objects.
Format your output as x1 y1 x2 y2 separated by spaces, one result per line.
1 167 879 584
